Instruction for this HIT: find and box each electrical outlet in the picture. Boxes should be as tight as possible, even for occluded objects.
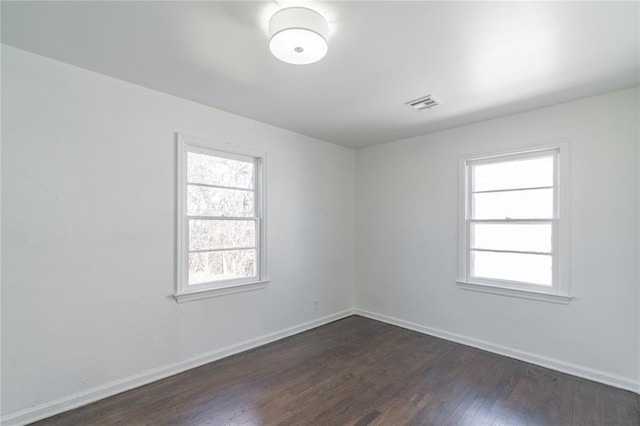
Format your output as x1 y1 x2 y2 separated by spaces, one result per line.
313 299 319 311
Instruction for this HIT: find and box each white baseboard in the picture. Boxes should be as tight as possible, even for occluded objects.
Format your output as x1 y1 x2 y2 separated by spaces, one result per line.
354 308 640 394
1 309 356 426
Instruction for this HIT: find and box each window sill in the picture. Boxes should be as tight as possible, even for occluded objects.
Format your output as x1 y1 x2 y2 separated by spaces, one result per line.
456 281 572 304
174 280 270 303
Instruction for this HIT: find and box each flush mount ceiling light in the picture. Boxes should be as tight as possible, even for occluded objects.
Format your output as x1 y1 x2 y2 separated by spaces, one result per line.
269 7 329 65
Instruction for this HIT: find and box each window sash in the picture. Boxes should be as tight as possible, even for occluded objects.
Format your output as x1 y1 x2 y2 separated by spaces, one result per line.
466 219 555 284
186 153 259 286
177 136 266 296
464 148 559 290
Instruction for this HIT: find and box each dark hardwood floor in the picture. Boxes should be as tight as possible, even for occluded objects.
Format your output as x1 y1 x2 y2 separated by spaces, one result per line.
33 315 639 425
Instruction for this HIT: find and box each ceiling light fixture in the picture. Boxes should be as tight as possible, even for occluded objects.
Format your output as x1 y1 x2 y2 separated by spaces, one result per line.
269 7 329 65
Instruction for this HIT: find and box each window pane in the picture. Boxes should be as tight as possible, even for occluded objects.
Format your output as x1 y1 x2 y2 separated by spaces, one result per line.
472 188 552 219
189 220 255 251
187 186 254 217
473 155 553 192
187 152 254 189
189 249 256 284
471 251 552 286
472 223 551 253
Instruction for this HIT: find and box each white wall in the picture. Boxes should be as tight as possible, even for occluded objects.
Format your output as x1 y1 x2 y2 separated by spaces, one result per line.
356 88 640 388
0 46 356 418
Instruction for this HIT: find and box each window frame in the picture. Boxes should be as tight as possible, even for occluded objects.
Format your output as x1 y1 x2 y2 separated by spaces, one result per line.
175 133 268 302
457 141 571 304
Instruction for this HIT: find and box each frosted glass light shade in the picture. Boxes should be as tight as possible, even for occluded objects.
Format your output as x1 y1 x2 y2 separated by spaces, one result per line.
269 7 328 65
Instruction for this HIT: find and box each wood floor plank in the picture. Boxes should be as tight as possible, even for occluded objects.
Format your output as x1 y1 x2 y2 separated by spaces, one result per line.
31 316 640 425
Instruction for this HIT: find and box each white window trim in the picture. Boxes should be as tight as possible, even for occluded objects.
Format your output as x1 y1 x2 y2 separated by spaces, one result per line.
175 133 269 303
457 140 572 304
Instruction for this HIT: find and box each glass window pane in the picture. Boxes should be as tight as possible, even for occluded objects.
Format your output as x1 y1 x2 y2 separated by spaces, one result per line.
187 186 254 217
189 220 255 251
472 188 553 219
472 223 551 253
471 251 552 286
473 155 553 192
187 152 254 189
189 249 256 284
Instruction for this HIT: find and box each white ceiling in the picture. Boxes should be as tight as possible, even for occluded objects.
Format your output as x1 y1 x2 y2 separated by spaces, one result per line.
2 1 639 148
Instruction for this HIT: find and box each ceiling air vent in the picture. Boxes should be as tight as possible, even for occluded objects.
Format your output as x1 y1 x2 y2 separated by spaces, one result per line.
406 94 442 111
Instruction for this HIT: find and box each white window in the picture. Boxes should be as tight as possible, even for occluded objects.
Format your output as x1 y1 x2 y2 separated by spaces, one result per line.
458 143 571 303
176 134 267 302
